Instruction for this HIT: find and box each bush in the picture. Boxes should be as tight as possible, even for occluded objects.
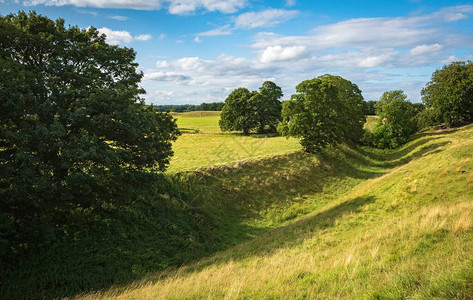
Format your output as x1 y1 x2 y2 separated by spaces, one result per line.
421 61 473 127
371 90 417 149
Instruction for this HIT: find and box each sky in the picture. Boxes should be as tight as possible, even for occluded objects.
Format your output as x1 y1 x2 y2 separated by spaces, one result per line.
1 1 473 104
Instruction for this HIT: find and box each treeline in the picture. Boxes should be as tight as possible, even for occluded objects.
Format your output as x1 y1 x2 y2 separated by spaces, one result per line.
220 61 473 150
155 101 224 112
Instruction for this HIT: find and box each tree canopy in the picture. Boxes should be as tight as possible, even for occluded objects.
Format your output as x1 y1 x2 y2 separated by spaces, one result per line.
421 61 473 127
278 75 365 153
0 11 180 255
371 90 417 148
219 81 283 134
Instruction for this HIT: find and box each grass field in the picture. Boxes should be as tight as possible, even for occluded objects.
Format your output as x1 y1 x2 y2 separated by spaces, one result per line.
168 111 301 172
364 115 379 131
77 121 473 299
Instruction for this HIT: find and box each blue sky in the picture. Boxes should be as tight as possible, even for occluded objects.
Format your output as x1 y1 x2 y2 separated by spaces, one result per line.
1 0 472 104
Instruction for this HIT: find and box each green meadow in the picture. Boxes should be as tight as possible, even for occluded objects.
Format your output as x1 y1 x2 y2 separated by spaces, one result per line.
168 111 301 172
74 117 473 299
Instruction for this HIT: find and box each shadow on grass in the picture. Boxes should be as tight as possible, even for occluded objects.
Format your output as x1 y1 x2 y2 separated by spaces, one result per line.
5 129 453 299
180 195 376 274
357 138 451 168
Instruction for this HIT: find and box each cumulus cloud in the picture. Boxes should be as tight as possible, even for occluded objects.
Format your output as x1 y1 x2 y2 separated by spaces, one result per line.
144 71 191 82
97 27 151 44
260 45 307 63
251 5 473 50
142 5 473 104
235 9 299 29
135 34 152 41
23 0 247 14
410 44 443 55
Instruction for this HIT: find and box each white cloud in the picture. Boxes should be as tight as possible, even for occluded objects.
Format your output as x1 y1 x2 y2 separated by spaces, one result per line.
24 0 247 14
357 54 393 68
194 24 233 42
135 34 152 41
441 55 458 64
260 45 307 63
285 0 296 7
141 5 473 104
144 71 191 82
235 9 299 29
25 0 161 10
97 27 152 44
251 5 473 50
109 15 129 21
158 33 166 40
410 44 443 55
175 57 204 71
197 25 233 37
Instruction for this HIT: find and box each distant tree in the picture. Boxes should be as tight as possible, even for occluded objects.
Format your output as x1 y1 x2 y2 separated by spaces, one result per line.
278 75 365 153
421 61 473 127
250 81 283 133
371 90 417 148
219 88 257 134
200 102 224 111
364 100 377 115
220 82 283 134
0 12 180 255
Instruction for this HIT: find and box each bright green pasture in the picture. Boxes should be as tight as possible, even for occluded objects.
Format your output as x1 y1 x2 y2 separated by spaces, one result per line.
172 111 221 133
364 115 379 131
168 112 301 172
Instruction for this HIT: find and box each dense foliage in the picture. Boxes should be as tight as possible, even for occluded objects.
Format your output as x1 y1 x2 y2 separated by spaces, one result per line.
364 100 377 115
278 75 366 153
220 81 283 134
219 87 257 134
371 90 417 148
0 12 179 261
155 102 224 112
251 81 283 133
421 61 473 127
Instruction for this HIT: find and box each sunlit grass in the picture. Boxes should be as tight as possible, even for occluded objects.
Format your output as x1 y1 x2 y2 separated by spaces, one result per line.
364 115 379 131
168 112 301 172
79 124 473 299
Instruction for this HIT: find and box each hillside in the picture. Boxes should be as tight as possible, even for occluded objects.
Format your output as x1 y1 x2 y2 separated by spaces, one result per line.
77 124 473 299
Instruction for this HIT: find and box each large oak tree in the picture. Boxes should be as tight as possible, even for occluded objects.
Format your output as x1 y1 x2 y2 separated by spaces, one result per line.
0 12 179 254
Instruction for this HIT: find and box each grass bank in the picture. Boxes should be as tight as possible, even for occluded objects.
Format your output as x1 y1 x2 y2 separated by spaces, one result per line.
79 124 473 299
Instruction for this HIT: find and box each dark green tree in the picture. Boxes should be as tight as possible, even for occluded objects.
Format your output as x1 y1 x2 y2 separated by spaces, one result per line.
421 61 473 127
318 75 366 142
371 90 417 148
278 75 363 153
364 100 377 115
250 81 283 133
0 12 180 255
219 87 257 134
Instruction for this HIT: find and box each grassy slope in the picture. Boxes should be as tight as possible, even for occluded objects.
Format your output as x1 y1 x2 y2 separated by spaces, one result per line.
80 125 473 299
169 112 301 172
364 115 379 131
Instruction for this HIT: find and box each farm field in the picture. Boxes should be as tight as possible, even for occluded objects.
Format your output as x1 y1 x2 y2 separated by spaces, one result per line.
168 111 302 172
77 121 473 299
